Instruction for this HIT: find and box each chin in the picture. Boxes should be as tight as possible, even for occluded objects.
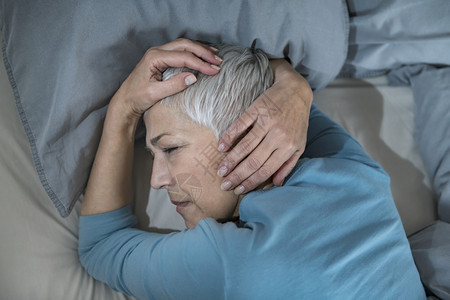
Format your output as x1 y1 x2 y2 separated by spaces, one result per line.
183 215 205 229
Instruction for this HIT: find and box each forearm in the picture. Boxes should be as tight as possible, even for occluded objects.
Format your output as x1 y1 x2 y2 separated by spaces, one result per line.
78 205 224 299
78 206 139 295
81 100 139 216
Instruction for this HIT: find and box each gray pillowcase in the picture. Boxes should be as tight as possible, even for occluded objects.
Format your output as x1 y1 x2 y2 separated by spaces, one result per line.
0 0 348 217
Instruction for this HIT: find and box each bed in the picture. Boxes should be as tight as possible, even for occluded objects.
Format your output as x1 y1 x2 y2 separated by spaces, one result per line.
0 1 447 299
0 46 440 299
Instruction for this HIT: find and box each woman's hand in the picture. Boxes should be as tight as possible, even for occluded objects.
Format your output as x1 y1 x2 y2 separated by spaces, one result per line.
111 38 222 121
217 59 313 195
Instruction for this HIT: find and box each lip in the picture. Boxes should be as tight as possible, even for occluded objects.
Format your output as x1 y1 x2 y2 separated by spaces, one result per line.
171 200 192 213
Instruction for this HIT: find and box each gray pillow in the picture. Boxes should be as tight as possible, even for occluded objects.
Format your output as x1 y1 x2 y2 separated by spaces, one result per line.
0 0 348 217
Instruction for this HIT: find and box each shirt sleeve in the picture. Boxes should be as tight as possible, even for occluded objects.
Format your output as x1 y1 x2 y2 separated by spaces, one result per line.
78 206 225 300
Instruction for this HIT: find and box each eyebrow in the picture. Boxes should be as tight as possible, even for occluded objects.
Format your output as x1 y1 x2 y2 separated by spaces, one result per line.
150 133 170 147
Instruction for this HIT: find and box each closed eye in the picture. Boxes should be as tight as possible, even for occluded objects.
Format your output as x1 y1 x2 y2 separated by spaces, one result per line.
162 146 181 154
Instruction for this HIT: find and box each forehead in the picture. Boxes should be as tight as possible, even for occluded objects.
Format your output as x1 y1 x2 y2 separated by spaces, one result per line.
144 103 186 132
143 102 213 145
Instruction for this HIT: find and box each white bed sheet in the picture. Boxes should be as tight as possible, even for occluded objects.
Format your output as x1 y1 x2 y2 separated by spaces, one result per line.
0 48 134 300
315 77 437 234
0 45 437 298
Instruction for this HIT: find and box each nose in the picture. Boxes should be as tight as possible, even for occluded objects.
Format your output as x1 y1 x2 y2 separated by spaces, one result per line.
150 157 172 189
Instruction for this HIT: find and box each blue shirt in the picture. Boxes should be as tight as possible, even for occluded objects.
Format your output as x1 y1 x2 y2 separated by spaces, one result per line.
79 105 425 299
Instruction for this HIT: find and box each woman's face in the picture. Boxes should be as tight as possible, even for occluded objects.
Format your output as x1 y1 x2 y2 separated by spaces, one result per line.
144 102 240 228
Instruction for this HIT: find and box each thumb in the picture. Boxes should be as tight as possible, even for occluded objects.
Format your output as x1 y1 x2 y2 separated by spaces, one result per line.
150 72 197 101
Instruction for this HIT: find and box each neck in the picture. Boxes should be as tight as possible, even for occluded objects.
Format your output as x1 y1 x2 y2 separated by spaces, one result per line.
232 177 274 219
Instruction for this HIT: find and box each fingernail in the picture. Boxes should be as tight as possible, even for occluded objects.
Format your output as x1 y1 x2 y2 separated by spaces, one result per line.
221 180 232 191
210 64 221 71
214 55 223 63
217 166 228 177
218 143 225 152
234 185 245 195
209 46 219 52
185 75 197 86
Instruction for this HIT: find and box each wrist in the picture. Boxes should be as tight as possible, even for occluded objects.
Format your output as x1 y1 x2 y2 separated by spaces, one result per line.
270 59 295 80
104 99 141 141
271 60 313 107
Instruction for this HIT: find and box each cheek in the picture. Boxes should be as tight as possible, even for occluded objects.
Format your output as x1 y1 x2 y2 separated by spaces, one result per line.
190 153 227 188
166 151 198 179
175 149 221 188
168 152 207 201
171 172 204 202
170 143 234 210
199 184 238 218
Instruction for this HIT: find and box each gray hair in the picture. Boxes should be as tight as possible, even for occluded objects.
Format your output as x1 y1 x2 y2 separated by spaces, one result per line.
161 44 274 139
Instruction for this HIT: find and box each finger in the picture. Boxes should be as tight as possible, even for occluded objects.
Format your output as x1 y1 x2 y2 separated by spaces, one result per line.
218 105 259 154
146 72 197 103
155 38 222 66
229 149 288 195
217 116 266 178
183 40 223 65
219 133 282 191
220 138 273 190
272 150 302 186
207 45 219 53
147 49 221 76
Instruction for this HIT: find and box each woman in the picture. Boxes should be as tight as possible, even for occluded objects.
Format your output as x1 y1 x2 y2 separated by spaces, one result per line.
79 40 425 299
